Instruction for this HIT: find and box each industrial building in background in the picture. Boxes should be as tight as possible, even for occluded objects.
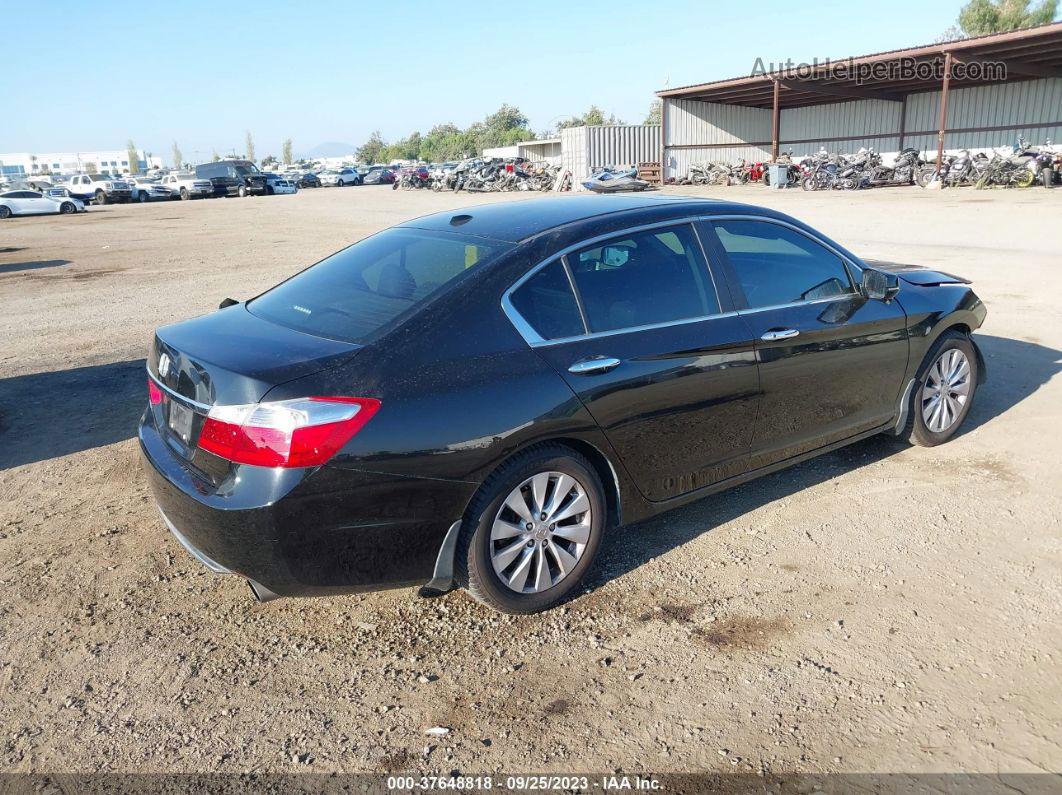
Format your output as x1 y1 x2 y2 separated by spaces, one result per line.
656 22 1062 179
0 149 164 178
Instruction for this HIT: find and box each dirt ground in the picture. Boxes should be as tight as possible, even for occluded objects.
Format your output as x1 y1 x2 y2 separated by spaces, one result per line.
0 183 1059 780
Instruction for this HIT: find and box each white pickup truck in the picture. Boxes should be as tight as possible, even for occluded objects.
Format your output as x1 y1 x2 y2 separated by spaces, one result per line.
159 172 215 200
64 173 132 204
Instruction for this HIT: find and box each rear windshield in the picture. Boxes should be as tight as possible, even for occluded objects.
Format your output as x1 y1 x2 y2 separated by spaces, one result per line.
247 228 511 343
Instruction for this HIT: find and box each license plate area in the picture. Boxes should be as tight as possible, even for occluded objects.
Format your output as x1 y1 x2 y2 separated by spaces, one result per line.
167 400 195 444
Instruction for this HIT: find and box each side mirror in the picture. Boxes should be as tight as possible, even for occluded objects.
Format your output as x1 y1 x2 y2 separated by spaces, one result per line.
861 269 899 302
218 297 240 309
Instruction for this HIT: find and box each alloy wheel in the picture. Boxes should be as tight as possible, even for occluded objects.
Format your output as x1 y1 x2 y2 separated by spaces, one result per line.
490 471 592 594
921 349 971 433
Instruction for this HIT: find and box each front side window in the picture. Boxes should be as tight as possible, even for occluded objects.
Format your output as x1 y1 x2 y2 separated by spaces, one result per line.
248 228 511 344
710 220 854 309
567 224 719 333
509 260 584 341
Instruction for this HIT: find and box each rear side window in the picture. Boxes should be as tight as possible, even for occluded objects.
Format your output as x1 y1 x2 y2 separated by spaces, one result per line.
710 220 854 309
509 261 585 340
248 228 510 343
567 224 719 333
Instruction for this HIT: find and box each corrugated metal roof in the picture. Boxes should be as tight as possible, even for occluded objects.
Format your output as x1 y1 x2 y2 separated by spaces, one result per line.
658 21 1062 108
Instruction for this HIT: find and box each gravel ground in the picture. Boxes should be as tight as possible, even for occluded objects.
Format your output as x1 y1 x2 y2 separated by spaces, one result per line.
0 184 1059 778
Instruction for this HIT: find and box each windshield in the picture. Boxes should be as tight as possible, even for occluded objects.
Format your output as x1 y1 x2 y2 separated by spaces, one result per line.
248 228 511 343
89 174 110 181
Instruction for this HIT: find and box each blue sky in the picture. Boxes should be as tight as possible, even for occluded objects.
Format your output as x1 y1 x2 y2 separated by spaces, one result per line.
5 0 964 161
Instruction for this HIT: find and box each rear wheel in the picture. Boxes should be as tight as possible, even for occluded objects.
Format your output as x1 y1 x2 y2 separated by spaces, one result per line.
456 445 606 614
899 331 978 447
0 205 12 219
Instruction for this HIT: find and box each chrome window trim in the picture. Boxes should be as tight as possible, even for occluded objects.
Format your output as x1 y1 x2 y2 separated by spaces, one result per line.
146 367 212 412
500 214 867 347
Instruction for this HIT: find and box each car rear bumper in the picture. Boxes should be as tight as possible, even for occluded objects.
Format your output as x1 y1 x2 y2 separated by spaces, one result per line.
138 408 478 599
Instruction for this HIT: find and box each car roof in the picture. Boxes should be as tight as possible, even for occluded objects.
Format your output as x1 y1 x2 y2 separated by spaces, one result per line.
396 195 777 244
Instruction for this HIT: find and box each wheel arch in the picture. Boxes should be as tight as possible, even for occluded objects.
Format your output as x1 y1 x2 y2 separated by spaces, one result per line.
421 435 625 597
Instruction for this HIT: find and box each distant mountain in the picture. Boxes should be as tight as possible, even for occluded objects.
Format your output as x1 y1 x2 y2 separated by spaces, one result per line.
305 141 358 158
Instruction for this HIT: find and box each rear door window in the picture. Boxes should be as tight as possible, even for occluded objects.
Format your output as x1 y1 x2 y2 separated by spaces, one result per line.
248 228 511 343
567 224 720 333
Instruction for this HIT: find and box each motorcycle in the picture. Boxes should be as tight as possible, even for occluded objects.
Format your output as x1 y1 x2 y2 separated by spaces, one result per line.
865 147 924 187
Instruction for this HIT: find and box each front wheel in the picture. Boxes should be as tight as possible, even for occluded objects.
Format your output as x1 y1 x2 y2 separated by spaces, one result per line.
1043 167 1054 188
455 445 606 614
899 332 978 447
238 185 249 198
59 202 76 214
138 191 149 203
180 187 190 200
95 190 107 205
801 175 817 191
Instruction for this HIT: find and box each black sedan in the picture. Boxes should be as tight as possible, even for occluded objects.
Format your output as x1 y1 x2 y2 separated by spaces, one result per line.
294 172 321 188
139 196 987 613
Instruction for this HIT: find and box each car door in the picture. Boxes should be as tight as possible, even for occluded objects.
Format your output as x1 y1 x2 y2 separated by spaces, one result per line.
507 222 760 502
24 191 57 214
700 217 909 470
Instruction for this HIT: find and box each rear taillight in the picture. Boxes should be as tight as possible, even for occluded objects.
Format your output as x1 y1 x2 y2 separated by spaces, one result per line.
197 397 380 468
148 378 163 405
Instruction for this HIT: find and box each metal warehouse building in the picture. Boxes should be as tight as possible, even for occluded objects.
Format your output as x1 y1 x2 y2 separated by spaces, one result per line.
657 22 1062 179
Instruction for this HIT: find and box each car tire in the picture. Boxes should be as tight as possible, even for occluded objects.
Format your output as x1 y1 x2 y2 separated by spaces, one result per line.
59 202 76 214
899 331 979 447
95 190 107 205
238 185 248 198
266 186 274 195
138 192 149 203
0 205 12 219
455 444 607 614
180 188 190 201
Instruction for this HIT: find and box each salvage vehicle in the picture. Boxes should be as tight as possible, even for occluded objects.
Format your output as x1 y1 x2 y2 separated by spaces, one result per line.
319 167 362 187
0 189 85 217
129 177 173 202
362 166 396 185
140 196 987 613
159 172 214 200
64 173 132 204
194 159 271 197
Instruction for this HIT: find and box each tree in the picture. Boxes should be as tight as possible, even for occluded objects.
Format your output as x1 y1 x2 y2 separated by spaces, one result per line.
282 138 293 165
172 141 183 169
211 150 221 162
245 130 256 163
127 140 140 175
557 105 625 129
356 131 387 164
954 0 1057 36
261 155 278 167
644 100 662 125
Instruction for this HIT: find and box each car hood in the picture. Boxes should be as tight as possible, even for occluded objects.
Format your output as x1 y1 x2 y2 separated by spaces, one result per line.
862 259 970 286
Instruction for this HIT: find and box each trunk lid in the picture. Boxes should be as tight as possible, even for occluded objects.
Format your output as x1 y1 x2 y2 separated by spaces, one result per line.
148 304 361 474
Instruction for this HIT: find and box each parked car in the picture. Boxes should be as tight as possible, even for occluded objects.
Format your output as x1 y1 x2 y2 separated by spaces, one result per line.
140 196 987 613
64 173 132 204
0 190 85 218
194 159 271 197
319 167 362 187
129 177 172 202
159 172 214 200
293 172 321 188
362 166 395 185
270 177 297 194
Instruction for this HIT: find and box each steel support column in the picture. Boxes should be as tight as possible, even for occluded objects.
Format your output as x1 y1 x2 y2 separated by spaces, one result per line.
936 52 953 170
771 79 780 161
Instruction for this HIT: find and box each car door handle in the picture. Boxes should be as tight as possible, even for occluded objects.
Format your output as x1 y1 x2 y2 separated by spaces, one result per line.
761 328 800 341
568 357 622 375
